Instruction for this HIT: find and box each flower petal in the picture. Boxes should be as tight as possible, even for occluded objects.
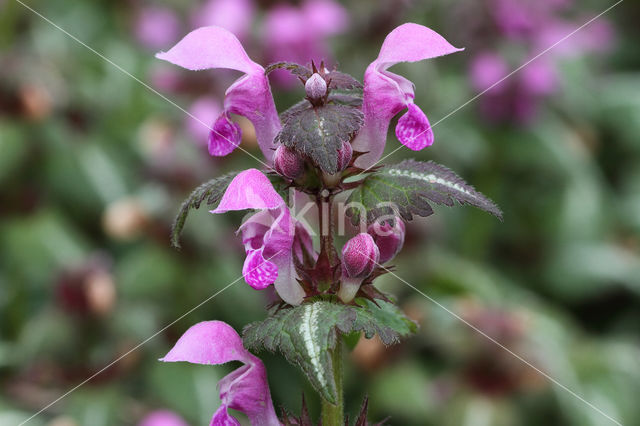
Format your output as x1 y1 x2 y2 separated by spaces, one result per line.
374 22 463 70
352 23 462 168
223 73 281 163
208 113 242 156
243 248 278 289
157 26 281 163
161 321 280 426
156 26 259 74
263 208 304 305
217 361 280 426
272 256 304 306
211 406 240 426
238 207 304 305
293 222 316 264
212 169 284 213
160 321 252 365
395 103 434 151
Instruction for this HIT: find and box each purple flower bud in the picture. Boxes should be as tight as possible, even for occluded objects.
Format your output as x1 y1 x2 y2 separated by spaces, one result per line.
305 73 327 100
336 141 353 171
368 219 405 263
342 233 380 279
274 145 304 179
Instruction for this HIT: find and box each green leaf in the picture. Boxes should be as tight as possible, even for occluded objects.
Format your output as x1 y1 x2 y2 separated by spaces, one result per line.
264 61 312 79
276 103 364 173
170 172 239 248
327 93 363 107
347 159 503 225
325 71 363 91
243 300 416 403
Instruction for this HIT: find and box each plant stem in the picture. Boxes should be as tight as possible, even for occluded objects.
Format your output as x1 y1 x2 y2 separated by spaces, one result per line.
318 191 343 424
316 194 336 265
321 337 344 426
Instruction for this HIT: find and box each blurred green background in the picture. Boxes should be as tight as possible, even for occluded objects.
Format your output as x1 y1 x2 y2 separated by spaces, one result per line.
1 0 639 425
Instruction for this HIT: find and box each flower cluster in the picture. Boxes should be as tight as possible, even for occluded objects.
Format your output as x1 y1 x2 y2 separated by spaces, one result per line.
154 21 491 425
157 23 460 304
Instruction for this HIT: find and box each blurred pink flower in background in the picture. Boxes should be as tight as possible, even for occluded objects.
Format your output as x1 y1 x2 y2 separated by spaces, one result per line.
191 0 255 42
186 97 221 146
149 65 183 92
264 0 349 85
135 6 181 50
534 18 615 56
491 0 572 40
139 410 189 426
466 0 614 124
470 52 558 123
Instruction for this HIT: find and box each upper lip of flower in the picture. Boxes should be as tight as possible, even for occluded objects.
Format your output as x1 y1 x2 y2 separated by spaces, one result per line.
160 320 280 425
156 26 281 164
352 23 463 168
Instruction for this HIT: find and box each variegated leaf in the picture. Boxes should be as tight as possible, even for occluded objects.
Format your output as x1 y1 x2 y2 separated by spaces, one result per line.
347 159 503 225
243 300 416 404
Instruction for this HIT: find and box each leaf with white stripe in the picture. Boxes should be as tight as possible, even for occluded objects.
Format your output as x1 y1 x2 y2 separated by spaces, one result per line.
347 159 503 225
242 300 416 404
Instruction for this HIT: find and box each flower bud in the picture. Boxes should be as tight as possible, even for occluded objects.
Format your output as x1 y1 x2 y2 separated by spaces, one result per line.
341 233 379 279
274 145 304 179
336 141 353 171
305 73 327 100
368 219 405 263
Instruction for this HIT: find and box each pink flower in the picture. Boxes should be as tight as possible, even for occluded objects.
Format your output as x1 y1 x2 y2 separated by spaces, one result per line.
161 321 280 426
263 0 348 86
470 52 558 124
491 0 571 40
157 27 281 164
135 6 181 50
342 233 379 279
212 169 306 305
191 0 255 42
352 23 463 169
368 219 406 264
139 410 188 426
338 233 380 303
336 141 353 172
534 18 615 57
274 146 305 180
186 97 222 146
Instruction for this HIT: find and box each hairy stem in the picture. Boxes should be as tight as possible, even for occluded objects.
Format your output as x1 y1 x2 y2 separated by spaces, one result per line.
321 337 344 425
317 194 336 264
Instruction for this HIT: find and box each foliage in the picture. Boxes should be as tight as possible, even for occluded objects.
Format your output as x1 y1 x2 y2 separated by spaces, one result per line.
277 102 364 174
170 172 239 248
243 300 416 403
347 160 503 225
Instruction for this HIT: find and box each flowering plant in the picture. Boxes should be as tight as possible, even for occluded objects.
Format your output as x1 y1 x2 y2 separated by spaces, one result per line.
157 22 501 425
